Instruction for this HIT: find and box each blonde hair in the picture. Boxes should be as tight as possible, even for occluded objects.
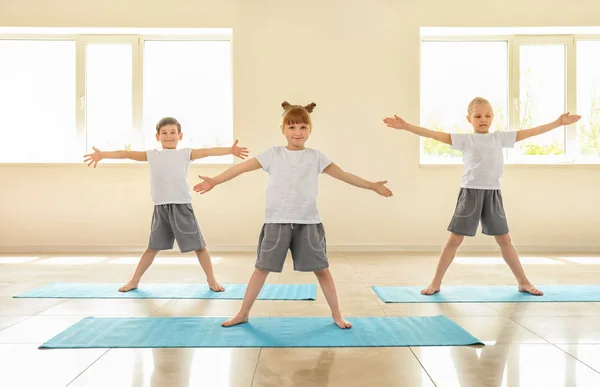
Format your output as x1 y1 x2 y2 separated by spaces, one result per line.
467 97 493 115
281 101 316 128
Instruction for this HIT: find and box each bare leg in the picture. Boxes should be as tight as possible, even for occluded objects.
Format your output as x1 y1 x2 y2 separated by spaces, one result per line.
194 248 224 292
118 248 159 292
314 268 352 329
495 234 543 296
222 269 270 327
421 233 465 295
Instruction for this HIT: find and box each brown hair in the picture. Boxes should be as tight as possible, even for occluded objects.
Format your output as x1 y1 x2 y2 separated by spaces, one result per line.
467 97 493 115
281 101 316 128
156 117 181 134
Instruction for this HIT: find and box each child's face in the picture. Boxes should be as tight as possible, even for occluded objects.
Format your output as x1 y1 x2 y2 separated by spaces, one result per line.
155 124 182 149
467 103 494 133
282 122 311 150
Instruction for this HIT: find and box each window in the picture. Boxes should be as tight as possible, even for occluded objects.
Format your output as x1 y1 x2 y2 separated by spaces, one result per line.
514 42 566 159
85 43 133 153
576 41 600 160
0 40 76 162
420 41 508 162
0 29 232 163
420 30 600 165
142 40 233 163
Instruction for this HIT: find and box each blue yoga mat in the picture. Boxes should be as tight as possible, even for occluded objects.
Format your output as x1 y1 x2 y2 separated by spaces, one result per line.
14 283 316 300
372 285 600 303
39 315 482 348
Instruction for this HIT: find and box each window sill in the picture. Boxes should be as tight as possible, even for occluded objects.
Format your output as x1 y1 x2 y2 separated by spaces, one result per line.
0 160 236 168
420 160 600 168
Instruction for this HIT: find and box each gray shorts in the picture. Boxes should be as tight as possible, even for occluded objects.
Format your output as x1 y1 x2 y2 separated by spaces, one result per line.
255 223 329 273
447 188 509 237
148 204 206 253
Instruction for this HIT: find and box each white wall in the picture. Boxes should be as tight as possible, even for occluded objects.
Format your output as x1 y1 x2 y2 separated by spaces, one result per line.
1 0 599 252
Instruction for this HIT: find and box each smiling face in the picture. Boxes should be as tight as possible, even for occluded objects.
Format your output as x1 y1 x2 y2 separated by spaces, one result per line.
156 124 182 149
282 121 311 150
467 102 494 134
280 106 313 150
155 117 182 149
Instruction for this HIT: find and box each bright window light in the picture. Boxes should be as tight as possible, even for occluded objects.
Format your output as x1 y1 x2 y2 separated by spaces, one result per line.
514 44 566 159
0 40 76 162
109 257 221 265
37 257 107 265
85 43 133 153
420 41 508 163
142 40 232 163
0 29 232 165
576 41 600 159
455 257 562 265
0 257 39 264
561 257 600 264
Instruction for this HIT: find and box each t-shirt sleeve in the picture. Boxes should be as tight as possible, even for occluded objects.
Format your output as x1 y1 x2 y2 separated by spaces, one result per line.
450 133 469 151
256 147 275 172
146 149 156 164
498 131 517 148
317 150 333 173
182 148 193 163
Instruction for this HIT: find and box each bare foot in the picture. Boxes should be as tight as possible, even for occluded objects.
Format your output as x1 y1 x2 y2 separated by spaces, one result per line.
209 281 225 292
519 283 543 296
221 314 248 327
118 281 138 292
333 314 352 329
421 284 440 295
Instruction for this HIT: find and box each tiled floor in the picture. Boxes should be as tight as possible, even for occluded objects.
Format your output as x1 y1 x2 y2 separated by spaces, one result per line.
1 252 600 386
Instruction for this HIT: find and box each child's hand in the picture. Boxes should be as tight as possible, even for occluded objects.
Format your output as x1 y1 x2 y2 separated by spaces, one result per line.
231 140 249 159
556 112 582 126
383 115 408 130
83 146 104 168
193 175 217 194
371 181 393 197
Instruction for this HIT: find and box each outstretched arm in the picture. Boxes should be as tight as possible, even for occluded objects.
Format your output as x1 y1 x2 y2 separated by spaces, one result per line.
383 114 452 145
323 163 392 197
516 113 581 142
190 140 249 160
84 147 147 168
193 157 262 194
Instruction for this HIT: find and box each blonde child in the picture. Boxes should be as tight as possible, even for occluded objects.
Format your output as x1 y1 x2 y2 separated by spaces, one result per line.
194 101 393 328
84 117 249 293
383 97 581 296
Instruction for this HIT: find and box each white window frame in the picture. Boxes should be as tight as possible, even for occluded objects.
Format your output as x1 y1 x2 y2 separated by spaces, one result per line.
418 36 511 165
78 35 141 155
0 28 233 165
420 33 600 166
137 34 233 164
508 35 576 164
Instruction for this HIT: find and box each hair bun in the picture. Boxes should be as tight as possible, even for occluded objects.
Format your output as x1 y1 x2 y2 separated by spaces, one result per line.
304 102 316 113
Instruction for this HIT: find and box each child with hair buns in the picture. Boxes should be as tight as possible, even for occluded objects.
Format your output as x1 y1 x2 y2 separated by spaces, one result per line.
194 101 393 328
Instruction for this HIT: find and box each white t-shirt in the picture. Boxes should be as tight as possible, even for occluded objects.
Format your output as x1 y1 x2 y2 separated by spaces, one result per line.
256 146 333 224
450 131 517 190
146 148 193 205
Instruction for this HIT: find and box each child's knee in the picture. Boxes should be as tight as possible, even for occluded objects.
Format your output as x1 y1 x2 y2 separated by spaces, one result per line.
494 234 512 247
313 268 329 278
447 233 465 247
254 268 271 276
